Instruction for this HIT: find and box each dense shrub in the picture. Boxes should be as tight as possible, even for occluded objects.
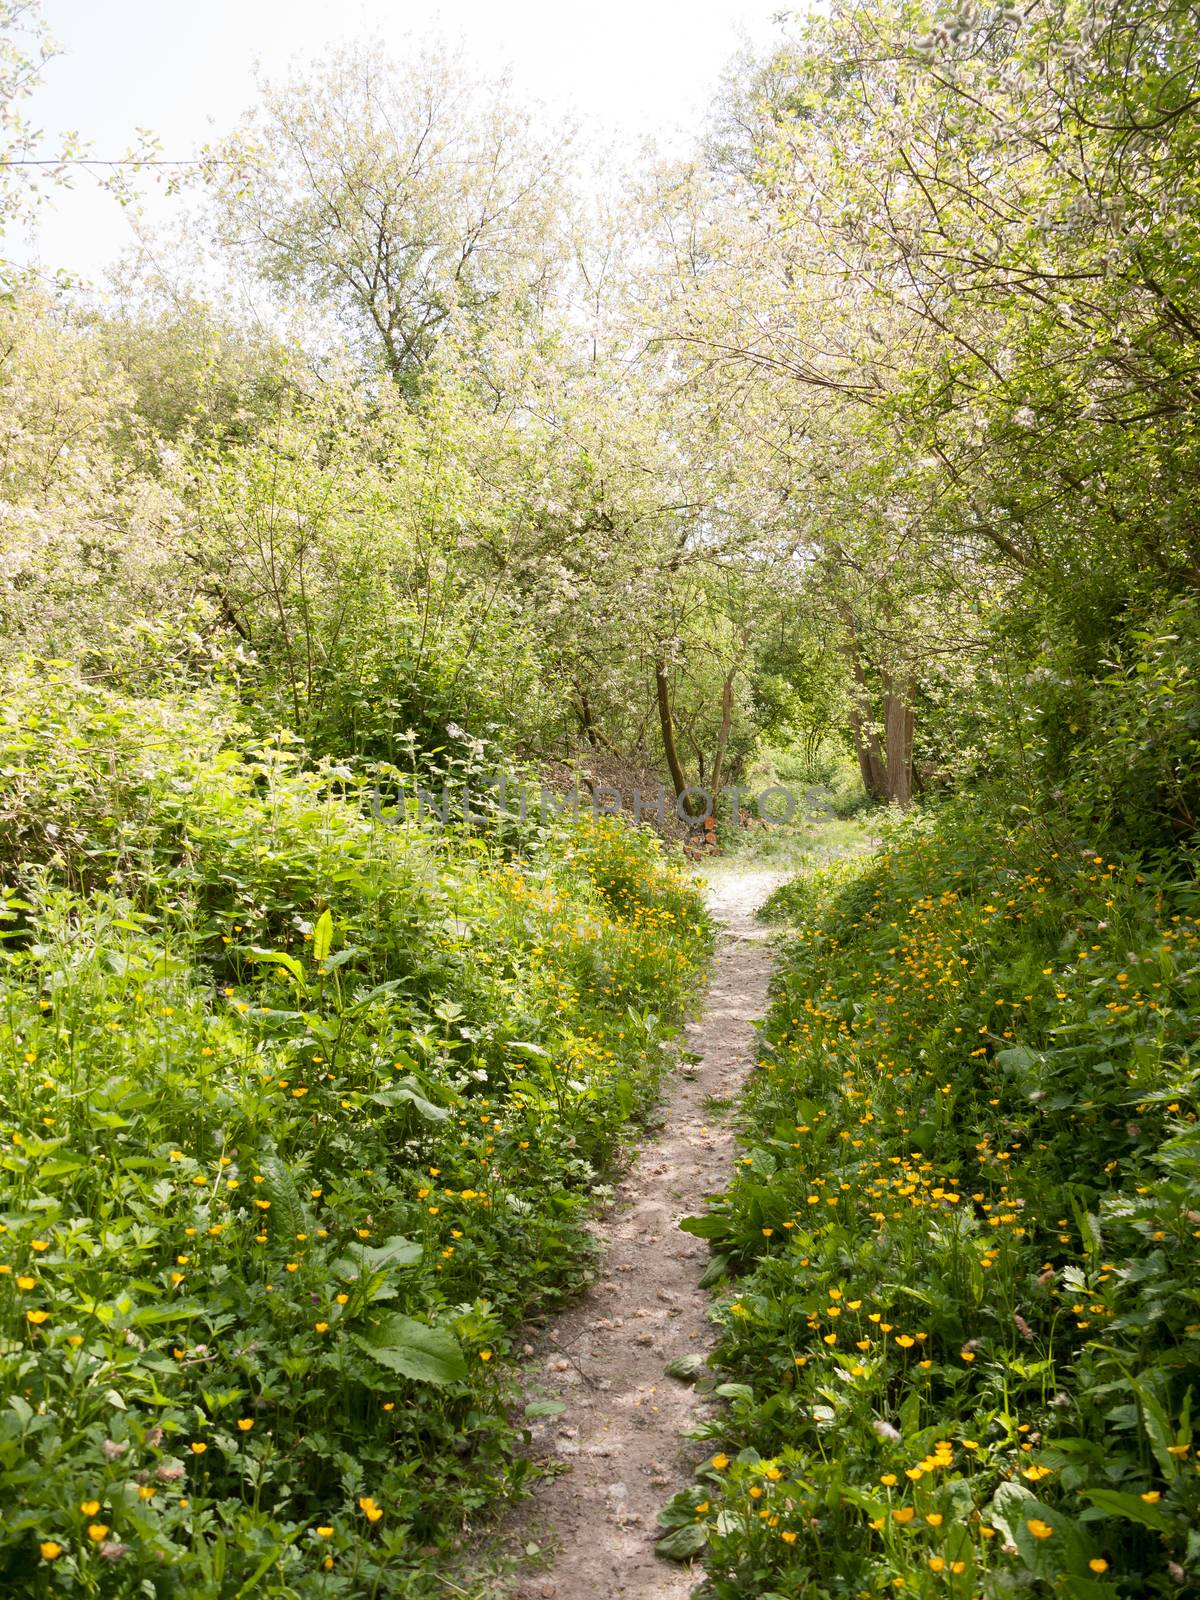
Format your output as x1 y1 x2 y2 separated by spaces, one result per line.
0 666 710 1596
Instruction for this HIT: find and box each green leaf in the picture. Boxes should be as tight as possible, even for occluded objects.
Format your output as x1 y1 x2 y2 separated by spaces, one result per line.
90 1110 132 1129
524 1400 566 1418
38 1157 86 1179
129 1300 206 1327
679 1213 729 1240
698 1253 730 1288
1130 1376 1181 1479
991 1483 1089 1575
353 1314 467 1385
654 1523 706 1561
257 1154 305 1240
345 979 406 1012
321 947 361 972
996 1045 1040 1070
246 946 305 987
368 1077 449 1121
747 1146 777 1178
1081 1487 1171 1532
312 909 334 964
658 1488 706 1528
358 1234 422 1270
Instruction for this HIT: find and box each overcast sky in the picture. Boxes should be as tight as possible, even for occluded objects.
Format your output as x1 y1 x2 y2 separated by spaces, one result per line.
14 0 786 286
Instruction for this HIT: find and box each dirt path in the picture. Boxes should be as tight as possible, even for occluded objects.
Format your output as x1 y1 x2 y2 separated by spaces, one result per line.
506 868 782 1600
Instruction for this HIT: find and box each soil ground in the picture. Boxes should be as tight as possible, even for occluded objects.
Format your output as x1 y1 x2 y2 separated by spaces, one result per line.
498 867 784 1600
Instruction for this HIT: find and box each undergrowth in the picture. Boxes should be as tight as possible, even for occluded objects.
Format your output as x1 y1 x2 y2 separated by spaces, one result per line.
673 806 1200 1599
0 664 711 1597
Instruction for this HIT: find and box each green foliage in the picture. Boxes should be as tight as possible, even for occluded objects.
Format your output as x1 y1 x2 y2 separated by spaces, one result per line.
684 805 1200 1597
89 291 294 457
682 0 1200 812
5 6 1200 1596
0 293 182 653
210 40 568 392
987 594 1200 856
175 384 562 765
0 664 711 1595
751 616 850 769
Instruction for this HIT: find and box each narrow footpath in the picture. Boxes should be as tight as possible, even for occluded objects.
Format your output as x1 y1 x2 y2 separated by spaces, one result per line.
507 869 782 1599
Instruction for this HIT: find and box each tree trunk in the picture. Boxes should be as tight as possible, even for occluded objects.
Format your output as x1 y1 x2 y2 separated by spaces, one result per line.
574 681 621 755
839 605 915 807
710 672 734 796
848 702 887 800
655 658 690 800
842 638 887 800
575 684 601 748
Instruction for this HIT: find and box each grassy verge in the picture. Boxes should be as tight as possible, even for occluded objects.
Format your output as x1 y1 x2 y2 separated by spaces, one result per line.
671 805 1200 1599
0 665 711 1597
714 803 879 877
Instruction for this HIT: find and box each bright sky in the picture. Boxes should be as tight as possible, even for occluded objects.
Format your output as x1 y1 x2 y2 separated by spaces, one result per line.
16 0 786 285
